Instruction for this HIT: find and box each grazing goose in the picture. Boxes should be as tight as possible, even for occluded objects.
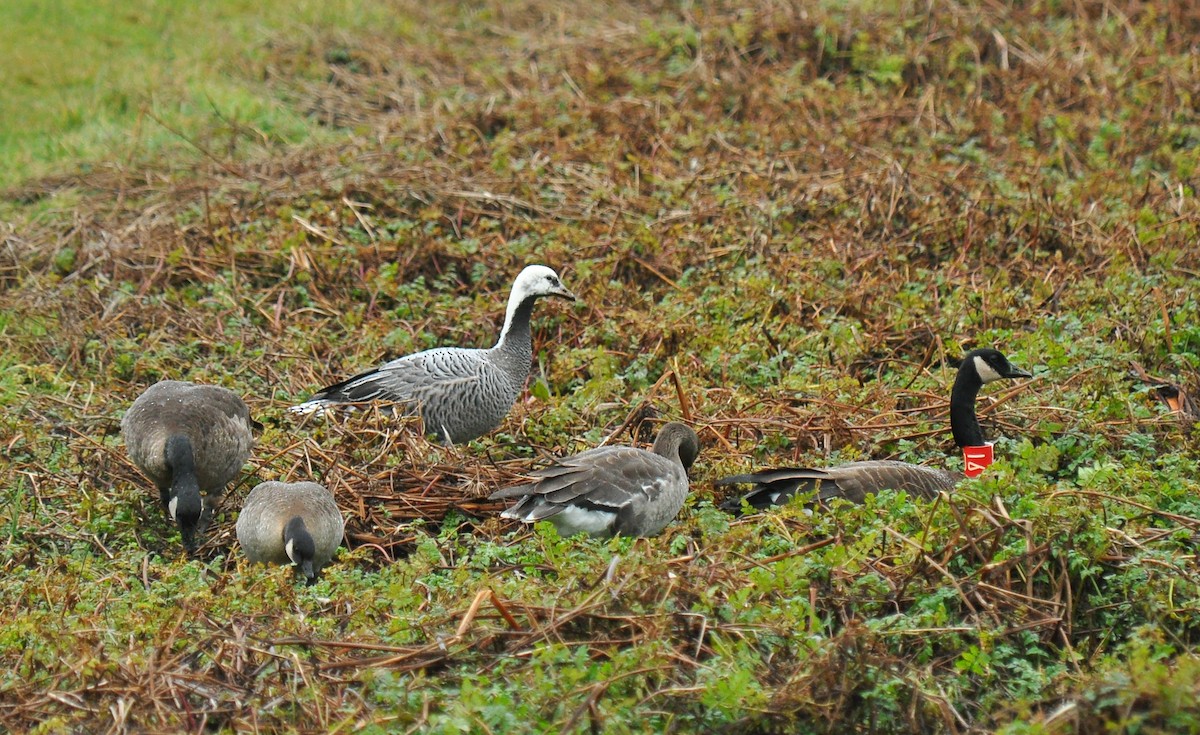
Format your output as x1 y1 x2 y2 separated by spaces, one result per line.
291 264 576 444
716 348 1032 511
121 380 254 552
236 481 344 584
490 422 700 538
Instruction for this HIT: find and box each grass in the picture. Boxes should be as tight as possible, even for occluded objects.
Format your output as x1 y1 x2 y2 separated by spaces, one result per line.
0 0 405 187
5 0 1200 732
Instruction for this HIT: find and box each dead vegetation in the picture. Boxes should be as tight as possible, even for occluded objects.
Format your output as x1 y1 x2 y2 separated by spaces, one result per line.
5 0 1200 732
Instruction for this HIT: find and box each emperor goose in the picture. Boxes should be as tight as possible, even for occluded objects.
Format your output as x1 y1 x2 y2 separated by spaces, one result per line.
236 481 344 583
292 264 575 444
716 348 1032 510
490 422 700 537
122 380 254 552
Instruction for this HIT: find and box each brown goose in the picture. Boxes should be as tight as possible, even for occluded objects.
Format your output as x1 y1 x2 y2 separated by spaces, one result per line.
236 481 344 584
291 265 575 444
489 422 700 537
716 348 1031 510
121 380 254 552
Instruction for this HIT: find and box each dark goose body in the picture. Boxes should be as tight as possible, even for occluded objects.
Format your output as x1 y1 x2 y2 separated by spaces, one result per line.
717 348 1031 511
121 380 254 552
490 422 700 538
718 461 962 510
292 265 575 444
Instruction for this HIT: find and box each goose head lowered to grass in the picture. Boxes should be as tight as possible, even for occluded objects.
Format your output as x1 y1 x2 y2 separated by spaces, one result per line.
291 265 576 445
236 481 344 584
490 422 701 538
122 380 255 553
716 348 1032 511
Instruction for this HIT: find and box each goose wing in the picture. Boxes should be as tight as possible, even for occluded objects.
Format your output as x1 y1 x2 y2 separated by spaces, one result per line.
491 447 678 534
492 446 672 505
294 346 491 410
717 460 962 511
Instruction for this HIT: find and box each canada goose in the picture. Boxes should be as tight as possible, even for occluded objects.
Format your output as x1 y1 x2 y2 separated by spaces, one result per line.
291 264 576 444
236 481 344 583
121 380 254 552
1152 385 1200 425
716 348 1031 510
490 422 700 537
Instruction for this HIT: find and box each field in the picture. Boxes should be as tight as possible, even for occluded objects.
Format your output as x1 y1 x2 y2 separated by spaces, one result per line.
4 0 1200 732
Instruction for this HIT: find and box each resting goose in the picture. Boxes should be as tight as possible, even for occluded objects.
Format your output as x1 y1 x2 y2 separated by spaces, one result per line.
236 481 344 583
490 422 700 538
716 348 1032 510
292 264 576 444
121 380 254 552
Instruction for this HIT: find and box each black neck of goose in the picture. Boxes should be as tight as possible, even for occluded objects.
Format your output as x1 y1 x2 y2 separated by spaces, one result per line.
165 435 201 506
165 434 196 478
949 365 987 448
284 516 309 543
493 297 536 372
165 435 202 550
284 517 317 581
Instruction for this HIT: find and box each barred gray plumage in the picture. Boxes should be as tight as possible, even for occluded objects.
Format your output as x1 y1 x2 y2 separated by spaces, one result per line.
490 422 700 538
291 265 575 444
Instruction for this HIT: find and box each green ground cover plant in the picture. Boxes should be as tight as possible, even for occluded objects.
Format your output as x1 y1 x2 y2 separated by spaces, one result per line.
4 0 1200 732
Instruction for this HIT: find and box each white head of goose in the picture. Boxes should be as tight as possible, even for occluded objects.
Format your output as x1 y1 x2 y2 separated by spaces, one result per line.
121 380 254 553
290 265 576 445
236 481 344 584
716 348 1032 511
490 422 701 538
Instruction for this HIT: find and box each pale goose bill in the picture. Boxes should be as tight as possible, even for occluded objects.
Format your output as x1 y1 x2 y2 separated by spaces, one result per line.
121 380 254 554
290 264 575 445
236 481 345 585
489 422 700 538
716 347 1032 512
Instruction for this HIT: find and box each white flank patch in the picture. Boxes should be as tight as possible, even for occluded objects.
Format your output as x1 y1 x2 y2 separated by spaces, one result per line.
168 496 179 521
973 355 1004 384
552 505 617 536
285 538 296 564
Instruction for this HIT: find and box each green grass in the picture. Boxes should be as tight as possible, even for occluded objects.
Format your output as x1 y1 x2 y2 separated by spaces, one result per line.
6 0 1200 732
0 0 407 187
